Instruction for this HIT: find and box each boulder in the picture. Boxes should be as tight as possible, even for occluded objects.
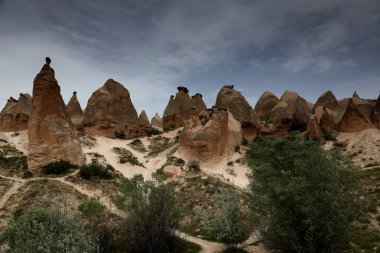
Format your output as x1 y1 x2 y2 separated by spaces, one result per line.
215 86 257 138
28 63 85 174
163 166 181 178
83 79 139 138
151 113 163 129
313 91 338 110
254 91 279 119
178 108 242 162
66 91 83 127
162 87 193 129
0 93 32 132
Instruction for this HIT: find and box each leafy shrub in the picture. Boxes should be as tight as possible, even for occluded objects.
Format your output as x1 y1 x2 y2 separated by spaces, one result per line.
121 181 180 253
227 161 234 166
114 130 125 139
79 163 113 179
1 208 96 253
248 134 364 253
202 188 249 250
147 128 162 136
79 197 106 218
42 160 77 175
22 170 33 178
187 160 200 172
176 158 185 167
234 145 240 153
163 124 175 132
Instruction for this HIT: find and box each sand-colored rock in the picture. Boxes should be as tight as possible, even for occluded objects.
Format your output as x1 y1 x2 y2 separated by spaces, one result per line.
151 113 163 129
308 115 323 140
313 91 338 110
215 87 257 139
269 91 311 135
83 79 139 138
254 91 279 118
138 110 151 127
191 93 207 112
66 91 83 127
163 166 181 178
179 108 242 162
28 63 85 174
0 93 32 132
162 87 193 129
339 98 375 132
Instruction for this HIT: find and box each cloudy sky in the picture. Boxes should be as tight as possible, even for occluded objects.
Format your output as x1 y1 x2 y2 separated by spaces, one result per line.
0 0 379 118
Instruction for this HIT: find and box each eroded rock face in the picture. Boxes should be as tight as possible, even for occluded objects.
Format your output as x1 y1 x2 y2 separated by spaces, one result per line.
254 91 279 119
215 87 257 139
314 91 338 110
163 87 193 129
268 91 311 135
0 93 32 132
339 98 375 132
191 93 207 112
151 113 163 129
28 64 85 174
308 115 323 140
138 110 151 127
83 79 139 138
66 91 83 127
178 108 242 162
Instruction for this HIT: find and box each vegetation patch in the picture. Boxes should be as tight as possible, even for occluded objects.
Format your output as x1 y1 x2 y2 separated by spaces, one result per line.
113 147 144 167
128 138 147 153
42 160 77 175
79 163 114 180
148 136 175 157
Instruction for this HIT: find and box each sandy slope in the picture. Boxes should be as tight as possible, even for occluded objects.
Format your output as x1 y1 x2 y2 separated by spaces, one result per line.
0 130 28 155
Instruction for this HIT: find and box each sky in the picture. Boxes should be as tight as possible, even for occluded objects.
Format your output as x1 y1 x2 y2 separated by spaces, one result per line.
0 0 379 118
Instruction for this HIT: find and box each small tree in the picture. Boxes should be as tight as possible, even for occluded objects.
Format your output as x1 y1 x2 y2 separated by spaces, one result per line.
118 175 180 253
203 188 249 250
1 208 96 253
248 134 363 253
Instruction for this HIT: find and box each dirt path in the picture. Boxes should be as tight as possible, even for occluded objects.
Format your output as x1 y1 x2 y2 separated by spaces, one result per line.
176 231 224 253
0 179 24 209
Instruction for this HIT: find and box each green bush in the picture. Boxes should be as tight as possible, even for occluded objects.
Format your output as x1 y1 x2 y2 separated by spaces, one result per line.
114 130 126 139
202 188 249 250
79 163 113 179
147 128 162 136
163 124 175 132
22 170 33 178
1 208 96 253
118 177 180 253
79 197 106 218
248 134 363 253
42 160 77 175
187 160 200 172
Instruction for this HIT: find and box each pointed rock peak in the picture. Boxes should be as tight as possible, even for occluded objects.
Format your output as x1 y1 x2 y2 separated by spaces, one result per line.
280 90 299 102
73 91 77 96
139 110 151 127
314 90 338 110
151 113 163 129
261 91 278 99
154 113 162 119
254 91 279 117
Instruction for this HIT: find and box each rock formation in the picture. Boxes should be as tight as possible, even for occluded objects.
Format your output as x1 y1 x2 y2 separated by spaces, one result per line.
28 62 85 174
313 91 338 110
268 91 311 135
0 93 32 132
179 108 242 162
151 113 163 129
339 98 375 132
138 110 151 128
215 86 257 139
83 79 139 138
66 91 83 128
191 93 207 112
254 91 279 119
162 87 207 129
308 115 323 140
